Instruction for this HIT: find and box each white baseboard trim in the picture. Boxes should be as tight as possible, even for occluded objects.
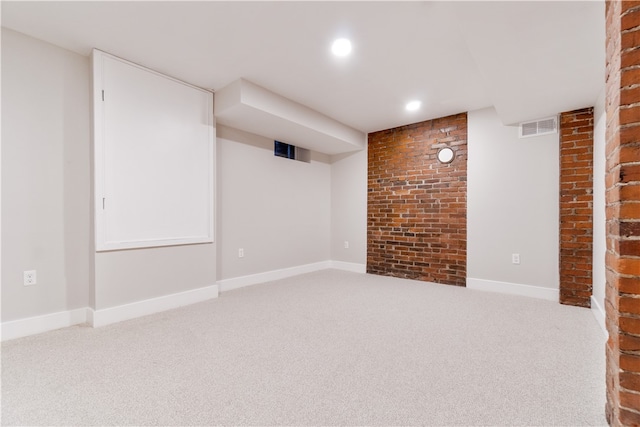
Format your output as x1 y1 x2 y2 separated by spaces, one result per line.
467 277 559 302
217 260 365 292
91 284 219 328
217 261 332 292
591 295 607 338
329 261 366 273
2 261 357 339
2 308 89 342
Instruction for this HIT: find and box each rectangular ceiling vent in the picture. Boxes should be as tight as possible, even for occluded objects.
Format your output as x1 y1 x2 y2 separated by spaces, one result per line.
519 116 558 138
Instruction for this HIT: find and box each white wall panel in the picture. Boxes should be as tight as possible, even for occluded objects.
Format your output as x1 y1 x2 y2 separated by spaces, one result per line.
468 107 560 290
93 50 214 251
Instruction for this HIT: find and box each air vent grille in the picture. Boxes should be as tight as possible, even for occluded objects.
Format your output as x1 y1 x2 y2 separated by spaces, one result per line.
519 116 558 138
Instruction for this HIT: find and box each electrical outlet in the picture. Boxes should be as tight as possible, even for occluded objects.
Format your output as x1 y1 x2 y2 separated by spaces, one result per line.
512 254 520 265
344 241 349 249
24 270 37 286
238 248 244 258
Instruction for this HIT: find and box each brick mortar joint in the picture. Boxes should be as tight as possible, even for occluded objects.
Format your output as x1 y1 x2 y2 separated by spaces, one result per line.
618 255 640 261
606 208 640 215
621 5 640 17
620 397 640 412
611 244 640 253
620 385 640 395
621 78 640 87
618 160 640 165
607 268 640 282
618 310 640 320
621 26 640 35
620 122 640 129
612 241 640 252
617 360 640 375
617 334 640 346
615 46 640 60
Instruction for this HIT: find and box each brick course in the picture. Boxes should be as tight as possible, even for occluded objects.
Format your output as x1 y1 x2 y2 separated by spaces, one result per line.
606 1 640 425
559 108 595 308
367 113 467 286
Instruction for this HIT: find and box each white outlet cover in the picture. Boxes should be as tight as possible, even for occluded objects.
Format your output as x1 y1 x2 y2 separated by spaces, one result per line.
24 270 37 286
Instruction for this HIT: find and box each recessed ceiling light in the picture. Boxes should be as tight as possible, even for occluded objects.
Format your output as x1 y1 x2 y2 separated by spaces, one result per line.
331 38 352 57
406 100 422 111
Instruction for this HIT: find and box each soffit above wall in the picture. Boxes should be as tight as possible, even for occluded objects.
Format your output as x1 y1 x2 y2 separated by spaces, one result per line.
214 79 366 156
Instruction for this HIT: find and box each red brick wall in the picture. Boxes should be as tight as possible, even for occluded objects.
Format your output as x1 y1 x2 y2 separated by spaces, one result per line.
605 1 640 425
367 113 467 286
559 108 594 308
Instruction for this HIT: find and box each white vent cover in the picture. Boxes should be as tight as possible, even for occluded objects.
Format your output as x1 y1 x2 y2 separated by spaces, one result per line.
519 116 558 138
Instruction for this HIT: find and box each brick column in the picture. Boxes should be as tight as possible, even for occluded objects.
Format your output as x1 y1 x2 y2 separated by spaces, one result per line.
605 1 640 425
559 108 594 307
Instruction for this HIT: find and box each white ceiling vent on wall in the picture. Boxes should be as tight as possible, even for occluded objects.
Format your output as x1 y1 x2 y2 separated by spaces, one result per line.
519 116 558 138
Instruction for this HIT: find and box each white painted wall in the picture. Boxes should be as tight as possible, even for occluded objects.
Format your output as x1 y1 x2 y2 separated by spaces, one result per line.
592 89 606 322
94 244 216 309
92 83 217 310
468 107 560 293
330 149 367 267
2 28 599 335
216 126 331 281
1 28 91 321
0 28 343 326
1 28 217 316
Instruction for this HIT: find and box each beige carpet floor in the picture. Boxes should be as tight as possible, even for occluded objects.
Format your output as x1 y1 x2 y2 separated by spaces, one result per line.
2 269 606 426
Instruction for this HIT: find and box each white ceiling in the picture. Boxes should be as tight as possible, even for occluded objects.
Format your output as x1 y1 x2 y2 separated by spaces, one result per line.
1 1 605 133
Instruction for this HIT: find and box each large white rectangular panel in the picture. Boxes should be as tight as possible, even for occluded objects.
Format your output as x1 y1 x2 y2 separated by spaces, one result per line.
93 50 214 251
